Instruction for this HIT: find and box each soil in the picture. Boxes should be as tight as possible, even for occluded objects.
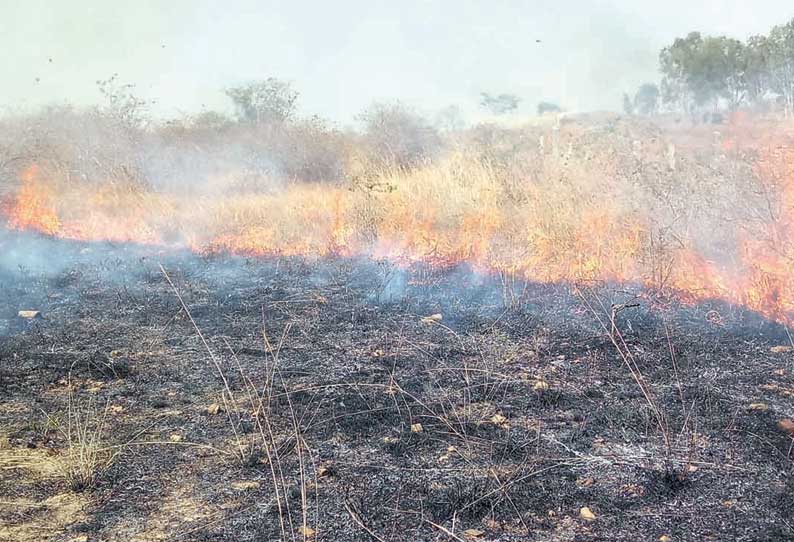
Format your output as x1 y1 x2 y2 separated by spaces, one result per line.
1 235 793 541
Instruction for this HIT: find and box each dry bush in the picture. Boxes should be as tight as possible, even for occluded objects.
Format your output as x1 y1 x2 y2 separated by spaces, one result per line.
358 101 443 170
43 393 119 492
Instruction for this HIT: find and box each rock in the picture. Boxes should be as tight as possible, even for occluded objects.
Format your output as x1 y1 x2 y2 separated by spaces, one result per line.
748 403 769 411
298 526 315 537
579 506 596 521
410 423 423 433
18 310 41 319
778 419 794 436
421 313 443 324
533 380 550 392
659 536 672 542
207 403 222 415
770 345 793 353
169 434 183 442
463 528 485 539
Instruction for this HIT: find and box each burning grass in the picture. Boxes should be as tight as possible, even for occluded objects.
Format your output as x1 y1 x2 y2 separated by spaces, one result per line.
3 116 794 323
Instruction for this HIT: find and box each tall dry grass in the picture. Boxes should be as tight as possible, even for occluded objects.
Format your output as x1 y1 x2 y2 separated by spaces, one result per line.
3 109 793 319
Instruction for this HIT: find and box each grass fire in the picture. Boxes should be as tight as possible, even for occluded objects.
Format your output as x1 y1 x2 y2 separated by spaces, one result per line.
1 3 794 542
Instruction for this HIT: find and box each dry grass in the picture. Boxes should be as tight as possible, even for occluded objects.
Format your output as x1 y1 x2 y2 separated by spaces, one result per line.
5 116 794 321
42 391 120 492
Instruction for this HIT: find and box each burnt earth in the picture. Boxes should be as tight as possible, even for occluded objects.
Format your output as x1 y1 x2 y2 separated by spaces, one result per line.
0 239 793 541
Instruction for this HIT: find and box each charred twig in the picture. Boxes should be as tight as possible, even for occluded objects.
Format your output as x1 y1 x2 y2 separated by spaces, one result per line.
343 493 387 542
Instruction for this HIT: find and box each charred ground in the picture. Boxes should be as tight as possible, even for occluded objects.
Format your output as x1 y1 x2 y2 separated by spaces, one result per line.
0 236 792 542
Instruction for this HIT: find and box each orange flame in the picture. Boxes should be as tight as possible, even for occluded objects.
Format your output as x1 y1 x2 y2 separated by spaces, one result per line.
5 165 61 236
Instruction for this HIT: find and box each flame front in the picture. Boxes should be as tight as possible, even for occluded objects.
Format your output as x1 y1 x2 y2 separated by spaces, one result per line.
5 165 61 236
3 123 794 323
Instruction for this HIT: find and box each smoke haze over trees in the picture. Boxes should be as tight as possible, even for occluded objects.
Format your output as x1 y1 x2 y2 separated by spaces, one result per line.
624 17 794 119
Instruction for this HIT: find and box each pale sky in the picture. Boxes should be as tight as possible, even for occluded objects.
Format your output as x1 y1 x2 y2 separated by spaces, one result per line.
1 1 792 123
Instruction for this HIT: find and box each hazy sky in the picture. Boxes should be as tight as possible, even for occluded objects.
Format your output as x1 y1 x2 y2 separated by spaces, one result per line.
2 1 793 123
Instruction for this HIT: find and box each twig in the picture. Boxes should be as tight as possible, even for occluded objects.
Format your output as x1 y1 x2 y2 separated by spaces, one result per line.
343 495 387 542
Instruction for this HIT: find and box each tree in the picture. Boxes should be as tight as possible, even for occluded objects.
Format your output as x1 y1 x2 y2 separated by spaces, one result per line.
359 102 441 168
435 105 465 132
633 84 659 115
660 32 703 114
622 93 635 115
480 93 521 115
537 102 562 115
96 74 152 129
660 33 751 115
720 37 749 111
768 20 794 116
225 78 299 124
745 35 771 105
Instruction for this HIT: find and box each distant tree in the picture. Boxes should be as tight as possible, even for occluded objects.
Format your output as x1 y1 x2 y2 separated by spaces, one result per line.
480 93 521 115
435 105 465 132
96 74 152 129
745 35 771 104
358 102 441 168
622 93 635 115
537 101 562 115
634 83 660 115
767 19 794 116
720 37 750 111
225 78 299 124
660 32 704 115
660 33 752 115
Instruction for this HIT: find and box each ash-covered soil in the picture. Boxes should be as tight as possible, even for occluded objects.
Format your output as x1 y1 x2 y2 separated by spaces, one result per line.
1 237 793 541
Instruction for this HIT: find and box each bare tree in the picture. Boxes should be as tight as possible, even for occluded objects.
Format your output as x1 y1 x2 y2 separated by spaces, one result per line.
225 78 299 124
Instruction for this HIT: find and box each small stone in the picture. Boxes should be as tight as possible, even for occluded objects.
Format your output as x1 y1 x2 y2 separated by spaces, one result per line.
778 419 794 436
533 380 550 391
770 345 793 353
579 506 596 521
659 536 672 542
748 403 769 411
463 529 485 539
169 434 183 442
207 403 222 415
298 526 315 537
410 423 423 433
421 313 443 324
18 310 41 319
